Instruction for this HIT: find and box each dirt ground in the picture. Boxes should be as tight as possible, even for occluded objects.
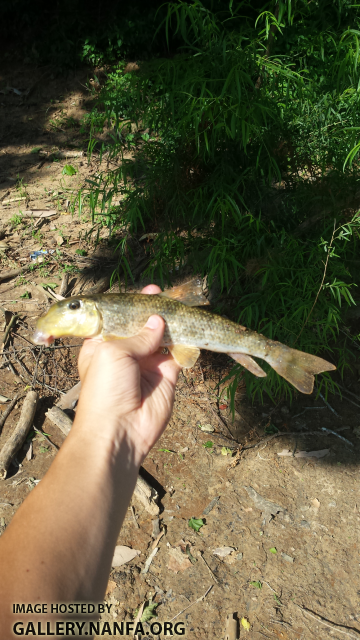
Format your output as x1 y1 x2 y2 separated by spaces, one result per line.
0 63 360 640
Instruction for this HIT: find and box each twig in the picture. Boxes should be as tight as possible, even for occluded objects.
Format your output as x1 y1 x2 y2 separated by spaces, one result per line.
321 427 353 447
32 345 44 388
336 383 360 403
33 426 59 452
295 604 360 639
242 429 353 451
141 547 158 575
292 407 326 419
2 352 22 383
169 585 213 622
130 505 139 529
198 551 219 585
0 393 22 435
152 529 165 550
1 314 19 352
201 396 237 442
295 219 336 343
316 388 341 418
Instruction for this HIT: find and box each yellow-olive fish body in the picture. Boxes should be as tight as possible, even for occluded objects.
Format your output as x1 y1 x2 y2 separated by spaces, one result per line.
33 287 336 394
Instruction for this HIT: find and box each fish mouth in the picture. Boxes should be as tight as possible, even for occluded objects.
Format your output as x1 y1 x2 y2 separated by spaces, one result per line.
32 329 54 347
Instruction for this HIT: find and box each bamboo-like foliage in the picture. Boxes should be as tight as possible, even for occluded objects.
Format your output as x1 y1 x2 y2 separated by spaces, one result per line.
80 0 360 401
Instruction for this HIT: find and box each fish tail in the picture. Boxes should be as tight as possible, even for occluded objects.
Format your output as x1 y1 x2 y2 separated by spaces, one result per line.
264 343 336 394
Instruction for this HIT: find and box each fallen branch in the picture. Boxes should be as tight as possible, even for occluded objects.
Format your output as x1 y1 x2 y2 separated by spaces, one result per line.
134 475 160 516
0 391 38 479
57 381 81 410
0 266 31 283
0 393 23 435
58 273 69 297
46 406 73 437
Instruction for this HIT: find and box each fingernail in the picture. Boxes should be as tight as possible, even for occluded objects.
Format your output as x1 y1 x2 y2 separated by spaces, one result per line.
145 315 160 330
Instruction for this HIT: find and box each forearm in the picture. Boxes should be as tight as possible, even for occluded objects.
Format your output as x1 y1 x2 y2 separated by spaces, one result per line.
0 414 140 629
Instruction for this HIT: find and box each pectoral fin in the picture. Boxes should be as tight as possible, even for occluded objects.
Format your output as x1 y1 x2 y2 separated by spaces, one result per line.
229 353 267 377
168 344 200 368
159 277 209 306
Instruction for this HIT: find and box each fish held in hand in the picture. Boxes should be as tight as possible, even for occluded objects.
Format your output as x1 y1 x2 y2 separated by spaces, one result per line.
32 280 336 394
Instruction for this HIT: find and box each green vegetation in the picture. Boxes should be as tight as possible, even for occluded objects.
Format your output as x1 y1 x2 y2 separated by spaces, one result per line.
78 0 360 402
6 0 359 402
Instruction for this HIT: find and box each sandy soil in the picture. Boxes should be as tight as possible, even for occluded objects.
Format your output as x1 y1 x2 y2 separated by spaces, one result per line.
0 62 359 640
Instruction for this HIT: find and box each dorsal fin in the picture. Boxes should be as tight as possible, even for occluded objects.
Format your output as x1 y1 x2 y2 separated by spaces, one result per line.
159 277 209 306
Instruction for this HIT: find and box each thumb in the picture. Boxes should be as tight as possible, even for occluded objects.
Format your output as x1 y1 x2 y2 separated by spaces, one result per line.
116 315 165 361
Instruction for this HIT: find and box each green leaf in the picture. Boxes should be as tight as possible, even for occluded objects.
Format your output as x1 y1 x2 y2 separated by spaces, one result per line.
40 283 57 290
269 547 277 554
62 164 77 176
221 446 232 456
250 580 262 589
31 147 41 154
75 249 87 256
20 291 30 299
203 440 213 448
140 602 158 623
188 517 204 532
158 448 173 453
264 424 278 435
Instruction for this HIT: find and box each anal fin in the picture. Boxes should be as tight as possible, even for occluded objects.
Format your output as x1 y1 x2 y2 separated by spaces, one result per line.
169 344 200 368
229 353 267 378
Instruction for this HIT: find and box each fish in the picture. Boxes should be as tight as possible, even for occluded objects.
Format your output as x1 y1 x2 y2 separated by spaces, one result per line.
32 278 336 394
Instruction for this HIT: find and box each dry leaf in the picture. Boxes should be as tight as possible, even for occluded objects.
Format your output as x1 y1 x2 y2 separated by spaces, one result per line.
213 547 235 558
106 580 116 596
168 547 192 573
241 617 251 631
111 546 140 567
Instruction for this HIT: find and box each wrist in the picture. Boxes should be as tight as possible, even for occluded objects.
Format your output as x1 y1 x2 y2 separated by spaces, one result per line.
70 409 146 469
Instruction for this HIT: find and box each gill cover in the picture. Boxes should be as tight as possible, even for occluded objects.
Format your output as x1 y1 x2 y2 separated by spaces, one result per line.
33 298 102 345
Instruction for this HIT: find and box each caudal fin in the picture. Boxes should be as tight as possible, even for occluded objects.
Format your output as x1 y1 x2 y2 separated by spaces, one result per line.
265 343 336 394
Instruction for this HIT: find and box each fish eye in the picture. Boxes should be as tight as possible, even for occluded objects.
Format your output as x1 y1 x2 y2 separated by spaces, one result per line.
68 300 81 310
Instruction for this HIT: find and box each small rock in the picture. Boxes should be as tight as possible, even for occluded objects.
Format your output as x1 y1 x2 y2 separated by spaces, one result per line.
236 552 243 561
199 424 215 433
56 235 64 246
281 406 290 414
300 520 310 529
328 501 336 508
281 552 294 563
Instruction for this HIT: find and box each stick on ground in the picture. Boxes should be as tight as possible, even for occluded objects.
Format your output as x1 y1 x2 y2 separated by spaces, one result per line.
0 393 23 435
0 391 38 479
46 403 161 513
46 406 73 437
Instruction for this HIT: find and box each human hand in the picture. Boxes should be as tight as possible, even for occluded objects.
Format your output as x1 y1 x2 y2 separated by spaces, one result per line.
74 285 181 464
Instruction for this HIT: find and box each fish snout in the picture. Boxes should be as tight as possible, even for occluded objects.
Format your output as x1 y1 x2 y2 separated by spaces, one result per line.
32 328 54 347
